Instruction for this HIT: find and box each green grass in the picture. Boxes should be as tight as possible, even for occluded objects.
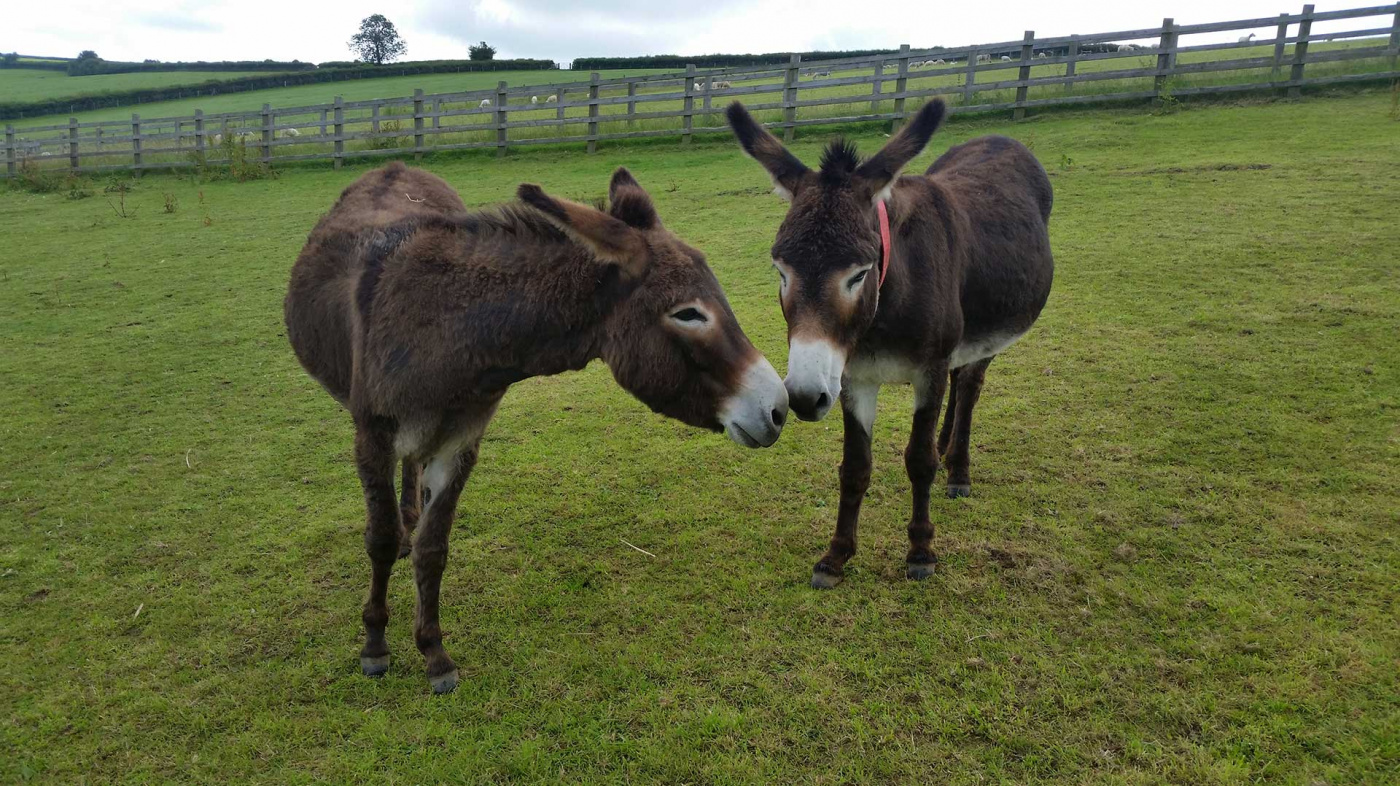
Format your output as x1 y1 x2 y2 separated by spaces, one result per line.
0 68 283 104
2 91 1398 784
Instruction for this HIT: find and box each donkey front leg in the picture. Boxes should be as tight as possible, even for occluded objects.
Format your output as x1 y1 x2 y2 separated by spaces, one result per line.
412 439 481 694
812 381 878 589
944 357 992 498
906 365 948 579
354 417 401 678
398 459 422 558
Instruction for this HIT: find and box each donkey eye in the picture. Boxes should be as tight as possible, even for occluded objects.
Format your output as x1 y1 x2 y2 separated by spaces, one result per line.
847 269 870 290
671 307 708 323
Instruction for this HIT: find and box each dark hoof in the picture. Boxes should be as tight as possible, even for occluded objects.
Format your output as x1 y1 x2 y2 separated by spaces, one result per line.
429 669 459 695
946 484 971 499
810 569 844 589
360 655 390 678
906 561 937 580
397 542 413 559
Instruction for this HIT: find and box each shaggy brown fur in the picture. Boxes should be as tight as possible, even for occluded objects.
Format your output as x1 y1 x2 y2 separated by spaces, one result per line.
286 162 785 692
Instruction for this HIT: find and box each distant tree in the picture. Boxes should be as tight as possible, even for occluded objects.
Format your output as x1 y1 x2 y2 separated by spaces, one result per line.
76 50 100 60
468 41 497 61
69 50 105 75
143 58 160 64
2 52 18 67
348 14 407 65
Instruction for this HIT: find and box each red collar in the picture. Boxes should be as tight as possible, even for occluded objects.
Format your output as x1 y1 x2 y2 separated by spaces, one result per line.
876 199 892 288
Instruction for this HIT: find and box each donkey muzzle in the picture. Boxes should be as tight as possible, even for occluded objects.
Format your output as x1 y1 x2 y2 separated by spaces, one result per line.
721 356 788 448
784 338 844 422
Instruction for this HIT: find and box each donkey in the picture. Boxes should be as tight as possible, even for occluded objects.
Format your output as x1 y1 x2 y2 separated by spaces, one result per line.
285 162 788 692
725 99 1053 588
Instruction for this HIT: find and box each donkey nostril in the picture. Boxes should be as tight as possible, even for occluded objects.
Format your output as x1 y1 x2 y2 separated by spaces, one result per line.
771 408 785 427
815 392 830 411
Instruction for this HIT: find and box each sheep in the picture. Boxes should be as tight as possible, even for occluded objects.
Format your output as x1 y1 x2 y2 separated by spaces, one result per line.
1116 44 1133 53
211 133 223 145
531 95 539 105
714 80 732 89
694 81 705 91
1238 33 1256 44
545 94 558 102
1001 55 1012 62
279 127 300 138
934 59 946 65
1036 52 1047 59
479 99 493 108
977 54 991 63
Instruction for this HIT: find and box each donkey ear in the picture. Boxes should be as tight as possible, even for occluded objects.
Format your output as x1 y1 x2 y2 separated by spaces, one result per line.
607 167 659 230
725 102 811 200
518 183 648 278
854 99 947 205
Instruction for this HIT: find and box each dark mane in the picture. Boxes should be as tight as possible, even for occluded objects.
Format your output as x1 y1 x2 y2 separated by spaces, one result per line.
819 138 862 183
456 203 571 245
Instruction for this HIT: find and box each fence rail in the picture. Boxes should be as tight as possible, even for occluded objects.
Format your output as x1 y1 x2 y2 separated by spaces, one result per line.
5 3 1399 178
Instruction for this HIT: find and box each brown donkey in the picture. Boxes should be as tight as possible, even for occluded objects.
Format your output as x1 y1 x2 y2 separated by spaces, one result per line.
286 162 787 692
725 99 1053 588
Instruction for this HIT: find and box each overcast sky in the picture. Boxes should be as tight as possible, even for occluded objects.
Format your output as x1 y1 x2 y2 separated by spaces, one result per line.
3 1 1373 66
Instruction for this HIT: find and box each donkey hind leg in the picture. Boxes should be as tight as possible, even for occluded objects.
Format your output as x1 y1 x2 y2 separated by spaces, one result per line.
936 366 960 460
812 381 879 589
398 459 423 558
412 419 492 694
945 357 993 499
355 417 401 678
906 365 949 579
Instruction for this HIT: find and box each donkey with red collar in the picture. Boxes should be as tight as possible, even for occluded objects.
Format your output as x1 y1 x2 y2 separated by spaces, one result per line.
725 99 1053 587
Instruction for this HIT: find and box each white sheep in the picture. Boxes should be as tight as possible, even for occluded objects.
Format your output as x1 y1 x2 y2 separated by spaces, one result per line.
934 59 946 65
715 80 732 89
1238 33 1256 44
1116 44 1132 53
279 128 300 138
545 94 558 102
479 99 493 108
977 54 991 63
694 81 704 91
1001 55 1012 62
211 133 223 145
1036 52 1047 59
531 95 539 104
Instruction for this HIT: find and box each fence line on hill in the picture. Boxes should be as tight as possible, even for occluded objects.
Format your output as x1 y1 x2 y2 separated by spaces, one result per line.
5 3 1399 178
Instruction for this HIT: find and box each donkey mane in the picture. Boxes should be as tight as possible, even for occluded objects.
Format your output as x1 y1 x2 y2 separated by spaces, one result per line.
819 138 862 183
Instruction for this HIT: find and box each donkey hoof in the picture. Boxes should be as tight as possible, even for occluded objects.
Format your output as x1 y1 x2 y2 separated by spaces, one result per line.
906 561 938 580
810 569 844 590
360 655 390 678
429 669 460 695
397 542 413 559
946 484 971 499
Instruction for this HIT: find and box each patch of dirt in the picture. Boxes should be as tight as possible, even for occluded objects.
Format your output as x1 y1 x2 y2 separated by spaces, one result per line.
1120 163 1272 176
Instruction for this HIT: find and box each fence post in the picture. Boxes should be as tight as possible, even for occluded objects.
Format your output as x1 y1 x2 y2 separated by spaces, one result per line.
1271 13 1290 85
496 81 509 158
1388 3 1399 72
892 44 910 131
783 54 800 142
1289 4 1314 98
333 96 343 170
414 88 424 161
5 125 14 178
872 60 883 111
320 108 328 137
587 73 601 154
556 88 566 121
68 117 78 172
433 99 441 130
1065 38 1079 93
194 109 204 157
260 103 272 164
131 114 142 174
683 65 696 145
371 104 380 137
1014 31 1035 120
1154 18 1177 100
627 80 637 129
963 49 978 107
97 127 104 154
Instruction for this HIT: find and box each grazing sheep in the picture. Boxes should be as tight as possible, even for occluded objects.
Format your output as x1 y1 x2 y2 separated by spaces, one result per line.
479 99 492 108
694 81 704 91
1001 55 1012 62
934 59 946 65
1116 44 1132 52
40 151 52 157
713 80 732 89
279 128 300 138
1036 52 1047 59
977 54 991 63
211 133 223 145
531 95 539 104
545 94 558 102
1238 33 1256 44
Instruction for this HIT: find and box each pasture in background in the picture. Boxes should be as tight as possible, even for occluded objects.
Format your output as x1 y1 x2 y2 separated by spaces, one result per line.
1 89 1396 782
5 2 1400 176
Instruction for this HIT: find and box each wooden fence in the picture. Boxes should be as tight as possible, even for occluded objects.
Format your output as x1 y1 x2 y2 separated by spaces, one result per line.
5 3 1399 178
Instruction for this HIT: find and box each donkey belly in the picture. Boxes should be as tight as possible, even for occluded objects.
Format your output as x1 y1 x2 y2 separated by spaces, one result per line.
949 329 1027 369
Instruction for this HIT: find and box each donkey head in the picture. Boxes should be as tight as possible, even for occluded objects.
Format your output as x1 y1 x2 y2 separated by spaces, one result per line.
519 168 788 447
725 99 946 421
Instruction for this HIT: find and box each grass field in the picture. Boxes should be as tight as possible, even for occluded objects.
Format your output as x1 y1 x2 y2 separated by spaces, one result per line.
0 68 284 104
2 91 1398 783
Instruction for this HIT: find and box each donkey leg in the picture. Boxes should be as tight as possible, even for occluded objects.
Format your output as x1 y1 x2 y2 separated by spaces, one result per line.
945 357 993 498
398 459 422 558
412 439 480 694
906 366 949 579
354 417 401 678
936 366 960 460
812 381 878 589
